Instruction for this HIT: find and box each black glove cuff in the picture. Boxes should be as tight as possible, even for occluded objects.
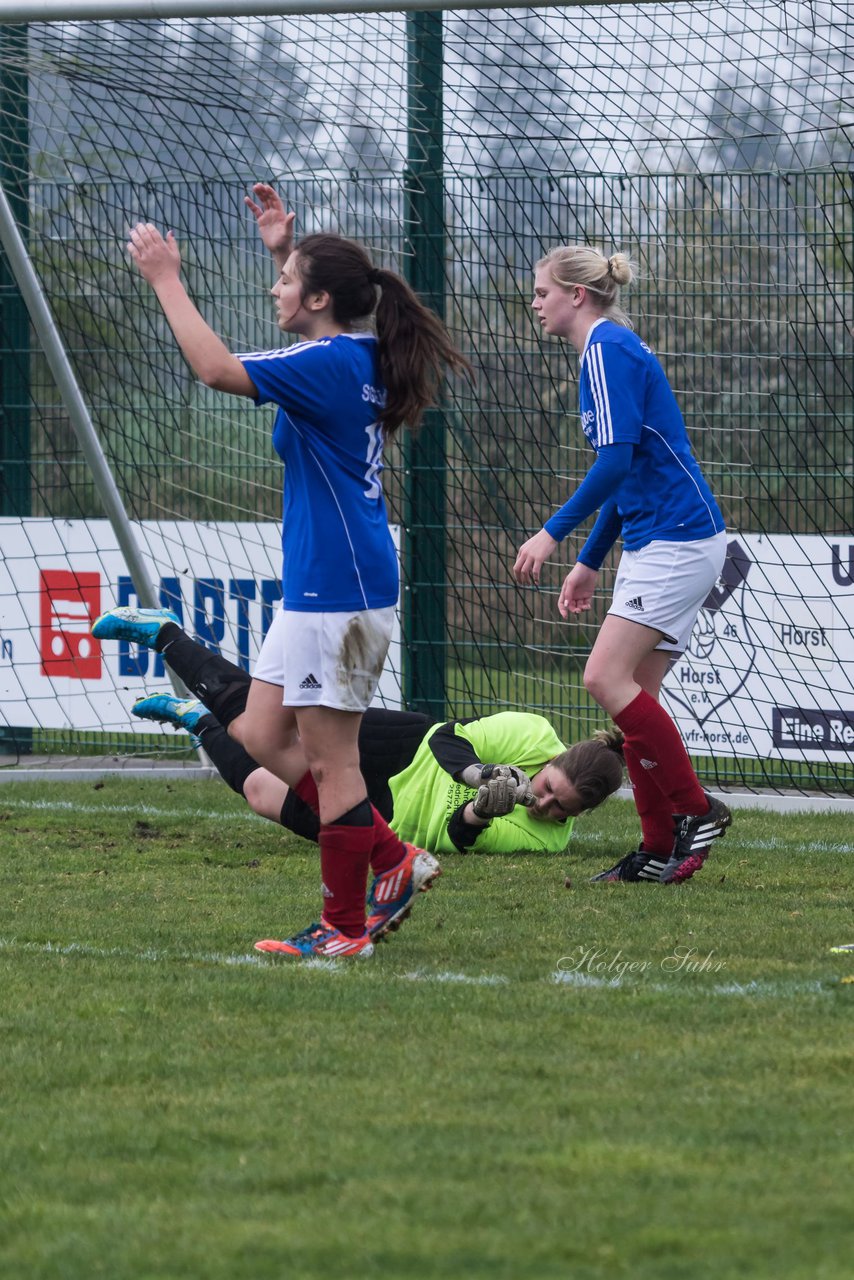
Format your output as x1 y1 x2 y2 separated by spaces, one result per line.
447 803 489 852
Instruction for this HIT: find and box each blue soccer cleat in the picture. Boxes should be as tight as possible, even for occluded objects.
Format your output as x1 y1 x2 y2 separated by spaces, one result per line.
255 918 374 959
91 605 179 647
365 844 442 940
132 693 209 735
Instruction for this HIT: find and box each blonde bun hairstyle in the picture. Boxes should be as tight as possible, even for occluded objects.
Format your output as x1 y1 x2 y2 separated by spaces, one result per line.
537 244 637 327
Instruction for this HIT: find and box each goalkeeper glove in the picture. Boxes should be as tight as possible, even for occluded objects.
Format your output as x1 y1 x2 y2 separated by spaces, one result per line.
460 764 534 818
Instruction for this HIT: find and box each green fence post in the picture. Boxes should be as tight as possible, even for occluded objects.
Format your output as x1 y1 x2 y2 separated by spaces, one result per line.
402 10 447 718
0 22 31 756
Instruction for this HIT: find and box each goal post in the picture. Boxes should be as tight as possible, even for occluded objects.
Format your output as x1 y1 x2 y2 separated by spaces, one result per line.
0 2 852 798
0 21 29 754
0 0 621 21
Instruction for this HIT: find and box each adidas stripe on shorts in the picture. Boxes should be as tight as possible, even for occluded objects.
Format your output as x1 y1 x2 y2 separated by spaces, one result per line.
253 604 396 711
608 532 727 653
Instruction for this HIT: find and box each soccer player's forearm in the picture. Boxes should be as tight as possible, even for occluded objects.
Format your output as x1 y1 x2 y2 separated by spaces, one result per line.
152 278 252 394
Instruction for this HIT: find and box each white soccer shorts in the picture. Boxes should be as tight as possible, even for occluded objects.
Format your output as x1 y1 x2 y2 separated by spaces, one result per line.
608 531 727 653
253 604 396 711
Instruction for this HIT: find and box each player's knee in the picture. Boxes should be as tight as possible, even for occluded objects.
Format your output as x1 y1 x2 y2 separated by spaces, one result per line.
242 769 269 817
227 711 247 747
301 753 361 798
300 757 342 792
583 661 608 705
241 722 297 769
238 723 263 760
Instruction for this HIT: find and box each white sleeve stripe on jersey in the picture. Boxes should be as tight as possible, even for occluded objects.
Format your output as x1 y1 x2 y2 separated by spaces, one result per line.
642 424 722 533
236 339 328 361
586 343 614 447
238 334 379 362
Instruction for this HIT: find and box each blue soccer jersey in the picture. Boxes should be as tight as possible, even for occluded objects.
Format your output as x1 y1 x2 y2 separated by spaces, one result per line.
238 333 398 612
569 319 723 550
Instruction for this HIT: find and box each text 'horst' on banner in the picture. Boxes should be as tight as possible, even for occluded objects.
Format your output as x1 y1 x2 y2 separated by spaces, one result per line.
662 534 854 763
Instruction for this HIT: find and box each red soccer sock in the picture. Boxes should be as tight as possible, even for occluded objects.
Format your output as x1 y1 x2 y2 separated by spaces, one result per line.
368 805 409 875
319 814 375 938
294 770 319 814
622 742 677 854
614 690 709 817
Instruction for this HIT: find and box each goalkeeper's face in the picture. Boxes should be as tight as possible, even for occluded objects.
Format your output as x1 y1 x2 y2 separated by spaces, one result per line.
529 764 583 823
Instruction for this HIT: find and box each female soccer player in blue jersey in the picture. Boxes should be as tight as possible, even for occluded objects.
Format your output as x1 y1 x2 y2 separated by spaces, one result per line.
513 244 732 884
126 185 468 957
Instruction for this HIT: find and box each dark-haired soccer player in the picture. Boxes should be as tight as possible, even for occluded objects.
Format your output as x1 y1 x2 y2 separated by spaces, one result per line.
126 185 469 957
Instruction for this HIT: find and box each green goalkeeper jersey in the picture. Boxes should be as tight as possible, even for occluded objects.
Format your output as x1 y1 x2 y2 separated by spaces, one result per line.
388 711 573 854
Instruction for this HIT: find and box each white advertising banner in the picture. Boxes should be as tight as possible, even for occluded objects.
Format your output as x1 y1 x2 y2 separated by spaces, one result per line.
662 534 854 763
0 519 402 732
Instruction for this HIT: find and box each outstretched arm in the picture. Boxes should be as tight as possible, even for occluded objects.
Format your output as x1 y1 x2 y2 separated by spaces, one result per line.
127 222 256 398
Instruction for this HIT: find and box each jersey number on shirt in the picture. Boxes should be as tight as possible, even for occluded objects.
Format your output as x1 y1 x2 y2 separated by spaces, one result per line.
363 422 384 499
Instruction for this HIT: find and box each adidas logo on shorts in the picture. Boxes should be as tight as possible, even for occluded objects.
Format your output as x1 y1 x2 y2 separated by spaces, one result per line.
624 595 644 611
299 672 322 690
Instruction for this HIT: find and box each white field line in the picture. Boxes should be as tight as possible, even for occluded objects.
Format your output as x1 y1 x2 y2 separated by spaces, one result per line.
615 785 854 815
0 936 507 986
400 968 509 986
550 970 835 998
2 795 851 855
0 936 267 966
577 830 853 856
0 936 842 997
0 797 266 824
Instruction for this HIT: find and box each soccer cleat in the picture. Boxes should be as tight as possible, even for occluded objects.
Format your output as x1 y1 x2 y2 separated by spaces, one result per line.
660 793 732 884
132 693 209 735
365 844 442 940
660 847 710 885
590 846 669 882
254 918 374 959
91 605 179 646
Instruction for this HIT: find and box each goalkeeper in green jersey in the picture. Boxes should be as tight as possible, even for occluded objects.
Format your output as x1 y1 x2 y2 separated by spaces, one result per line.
95 610 624 857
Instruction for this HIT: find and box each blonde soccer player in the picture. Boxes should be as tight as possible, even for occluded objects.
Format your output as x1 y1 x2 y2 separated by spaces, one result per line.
514 245 731 884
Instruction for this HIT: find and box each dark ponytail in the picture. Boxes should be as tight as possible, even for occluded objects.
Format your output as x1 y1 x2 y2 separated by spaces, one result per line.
294 234 470 435
372 269 471 434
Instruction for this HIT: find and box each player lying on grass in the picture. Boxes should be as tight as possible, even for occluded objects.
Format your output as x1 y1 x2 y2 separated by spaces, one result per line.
92 609 626 932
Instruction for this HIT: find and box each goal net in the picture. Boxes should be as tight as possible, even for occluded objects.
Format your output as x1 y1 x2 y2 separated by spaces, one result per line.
0 1 852 795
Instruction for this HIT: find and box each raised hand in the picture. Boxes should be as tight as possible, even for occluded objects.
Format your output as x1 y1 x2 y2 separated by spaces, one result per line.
244 183 296 261
127 222 181 286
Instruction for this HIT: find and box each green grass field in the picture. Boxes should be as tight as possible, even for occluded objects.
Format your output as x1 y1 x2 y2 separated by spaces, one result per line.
1 777 853 1280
